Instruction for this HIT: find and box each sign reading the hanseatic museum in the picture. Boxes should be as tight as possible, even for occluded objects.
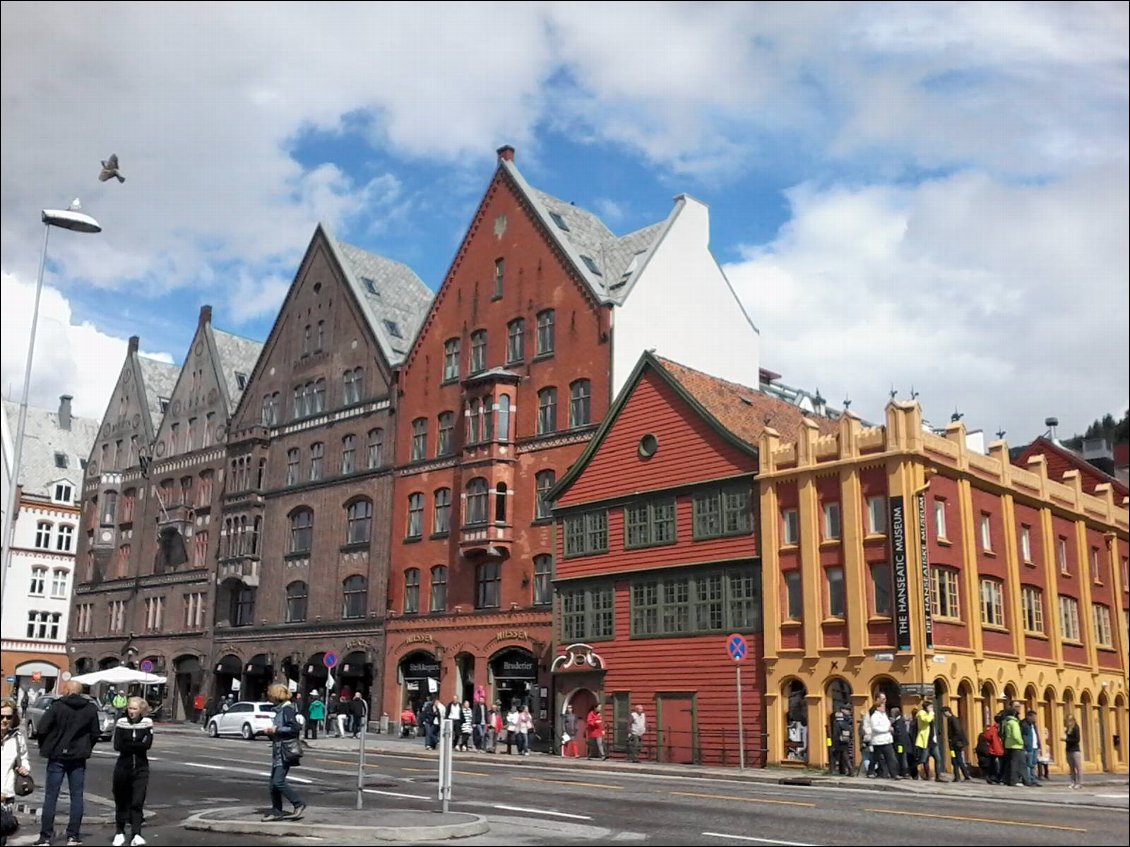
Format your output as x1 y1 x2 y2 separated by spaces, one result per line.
917 490 934 651
889 496 912 651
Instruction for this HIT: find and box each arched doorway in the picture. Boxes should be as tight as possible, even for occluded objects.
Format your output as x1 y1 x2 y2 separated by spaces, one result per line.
454 652 477 705
873 677 902 711
173 654 203 721
303 652 329 701
339 651 373 712
564 687 598 758
1041 685 1058 769
826 678 853 771
956 680 975 749
398 651 439 714
99 656 120 670
490 648 537 714
979 680 997 726
244 654 272 701
139 655 167 715
933 677 951 771
1080 691 1094 769
213 654 241 700
14 660 60 697
784 679 808 763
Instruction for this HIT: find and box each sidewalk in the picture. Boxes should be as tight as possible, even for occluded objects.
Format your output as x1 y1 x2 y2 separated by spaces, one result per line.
163 720 1130 809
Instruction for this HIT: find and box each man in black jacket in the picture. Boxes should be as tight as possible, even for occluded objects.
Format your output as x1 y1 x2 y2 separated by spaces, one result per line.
34 680 101 847
830 705 853 775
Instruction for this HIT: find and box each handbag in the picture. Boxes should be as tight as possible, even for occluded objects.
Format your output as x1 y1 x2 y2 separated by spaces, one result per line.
13 770 34 796
280 737 303 766
0 802 18 837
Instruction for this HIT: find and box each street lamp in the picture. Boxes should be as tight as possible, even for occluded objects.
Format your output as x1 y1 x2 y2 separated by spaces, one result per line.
0 200 101 613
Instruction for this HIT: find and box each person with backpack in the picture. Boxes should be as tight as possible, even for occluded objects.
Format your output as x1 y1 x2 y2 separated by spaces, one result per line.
830 705 853 776
942 706 972 781
111 697 154 847
1001 706 1031 786
976 720 1004 783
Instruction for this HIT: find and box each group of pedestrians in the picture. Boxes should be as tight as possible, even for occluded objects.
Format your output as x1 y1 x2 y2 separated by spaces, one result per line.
835 693 956 780
973 699 1082 789
417 695 537 754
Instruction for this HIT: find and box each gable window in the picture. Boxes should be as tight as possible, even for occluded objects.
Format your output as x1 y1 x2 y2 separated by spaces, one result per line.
404 569 420 614
309 442 325 482
826 566 845 618
1021 586 1044 633
367 428 384 469
289 508 314 554
867 496 886 534
537 387 557 434
475 562 501 609
1059 595 1080 641
54 451 69 469
285 581 308 623
533 554 553 606
493 258 505 298
507 318 525 363
980 578 1005 627
286 448 300 485
465 478 489 526
624 498 677 548
341 435 357 474
411 418 428 461
569 379 591 427
563 509 608 557
782 509 799 545
302 324 312 357
433 488 451 535
931 566 961 619
53 482 73 503
785 571 803 621
535 470 556 520
536 309 555 356
343 368 364 405
561 585 615 641
470 329 487 373
437 412 455 456
871 563 892 616
406 493 424 539
430 565 448 612
35 521 52 550
693 486 752 539
342 575 367 619
443 338 461 381
822 502 842 541
346 499 372 545
55 524 74 553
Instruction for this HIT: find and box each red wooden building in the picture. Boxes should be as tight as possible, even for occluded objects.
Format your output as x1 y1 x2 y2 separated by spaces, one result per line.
548 353 835 765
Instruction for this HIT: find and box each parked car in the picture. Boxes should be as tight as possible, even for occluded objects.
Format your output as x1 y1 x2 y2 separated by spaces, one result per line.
206 700 277 740
25 694 116 740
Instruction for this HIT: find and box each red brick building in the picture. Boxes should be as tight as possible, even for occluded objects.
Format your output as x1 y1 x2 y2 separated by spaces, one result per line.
548 353 835 765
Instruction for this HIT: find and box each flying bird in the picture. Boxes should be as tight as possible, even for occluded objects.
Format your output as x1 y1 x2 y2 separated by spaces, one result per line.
98 154 125 183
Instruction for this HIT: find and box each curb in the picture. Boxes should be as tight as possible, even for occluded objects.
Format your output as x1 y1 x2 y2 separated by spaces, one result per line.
183 807 490 842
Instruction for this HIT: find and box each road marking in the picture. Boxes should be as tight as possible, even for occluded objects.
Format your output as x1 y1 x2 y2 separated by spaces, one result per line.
864 808 1086 832
181 761 311 784
673 791 814 808
703 833 816 846
363 788 431 800
455 770 489 776
399 767 434 772
515 775 624 790
183 762 227 770
493 804 593 820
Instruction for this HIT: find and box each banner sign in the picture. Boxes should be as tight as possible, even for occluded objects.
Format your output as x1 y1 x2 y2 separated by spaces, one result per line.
917 490 934 651
889 496 912 651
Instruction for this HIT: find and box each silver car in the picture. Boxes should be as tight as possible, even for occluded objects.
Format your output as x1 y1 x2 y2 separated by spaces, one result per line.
25 694 116 740
206 701 277 740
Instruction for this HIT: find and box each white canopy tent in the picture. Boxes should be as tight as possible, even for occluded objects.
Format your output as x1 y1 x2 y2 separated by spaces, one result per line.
70 666 167 686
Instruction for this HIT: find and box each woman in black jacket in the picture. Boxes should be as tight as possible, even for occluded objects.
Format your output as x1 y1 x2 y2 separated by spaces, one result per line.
112 697 154 847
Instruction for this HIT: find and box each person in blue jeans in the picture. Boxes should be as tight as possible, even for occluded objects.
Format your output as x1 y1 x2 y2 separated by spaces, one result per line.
34 680 101 847
263 684 305 821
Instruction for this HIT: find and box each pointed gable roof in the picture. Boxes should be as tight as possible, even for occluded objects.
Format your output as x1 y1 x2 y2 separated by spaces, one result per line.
208 326 264 411
552 351 839 499
135 354 179 433
3 399 99 496
1013 436 1129 499
324 229 433 366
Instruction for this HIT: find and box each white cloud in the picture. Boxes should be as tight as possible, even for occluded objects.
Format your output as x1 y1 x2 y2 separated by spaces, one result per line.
727 165 1130 440
0 273 174 423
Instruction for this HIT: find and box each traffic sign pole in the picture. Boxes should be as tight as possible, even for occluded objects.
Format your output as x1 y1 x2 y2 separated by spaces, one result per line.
726 634 748 770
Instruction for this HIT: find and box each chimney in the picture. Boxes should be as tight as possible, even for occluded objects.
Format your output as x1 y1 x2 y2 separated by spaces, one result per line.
496 145 515 163
128 335 140 354
59 395 73 431
198 304 213 327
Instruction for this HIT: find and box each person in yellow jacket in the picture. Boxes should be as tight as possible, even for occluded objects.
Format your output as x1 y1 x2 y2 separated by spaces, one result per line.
913 701 944 781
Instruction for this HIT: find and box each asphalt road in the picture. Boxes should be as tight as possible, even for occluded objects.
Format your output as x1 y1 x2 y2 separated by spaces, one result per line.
11 729 1129 846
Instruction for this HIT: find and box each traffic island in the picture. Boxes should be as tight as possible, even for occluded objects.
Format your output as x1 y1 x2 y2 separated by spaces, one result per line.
183 806 489 841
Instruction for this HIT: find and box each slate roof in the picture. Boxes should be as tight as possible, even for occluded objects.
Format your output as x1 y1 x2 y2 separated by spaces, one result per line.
136 356 181 430
211 327 264 408
3 400 99 498
653 356 842 447
327 234 434 365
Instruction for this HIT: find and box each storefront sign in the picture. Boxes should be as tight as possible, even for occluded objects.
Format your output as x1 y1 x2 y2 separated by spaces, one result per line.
486 629 530 646
889 496 912 651
917 490 933 651
404 660 440 677
499 659 535 676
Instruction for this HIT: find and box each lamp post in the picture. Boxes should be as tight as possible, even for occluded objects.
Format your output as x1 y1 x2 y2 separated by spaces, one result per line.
0 201 101 616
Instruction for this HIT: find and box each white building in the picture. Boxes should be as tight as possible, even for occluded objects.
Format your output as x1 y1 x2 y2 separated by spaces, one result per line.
1 395 98 698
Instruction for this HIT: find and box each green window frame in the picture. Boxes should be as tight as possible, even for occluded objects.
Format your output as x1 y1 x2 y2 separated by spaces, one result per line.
631 566 761 637
559 585 615 641
624 498 677 549
692 486 752 539
563 510 608 558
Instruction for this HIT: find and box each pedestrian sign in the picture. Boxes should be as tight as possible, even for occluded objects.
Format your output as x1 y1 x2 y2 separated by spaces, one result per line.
324 651 338 669
726 633 748 662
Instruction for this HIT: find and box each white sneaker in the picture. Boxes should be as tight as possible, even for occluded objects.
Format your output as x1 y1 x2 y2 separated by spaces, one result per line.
113 835 126 847
131 836 147 847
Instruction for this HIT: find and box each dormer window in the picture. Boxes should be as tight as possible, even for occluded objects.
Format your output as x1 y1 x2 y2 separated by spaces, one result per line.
580 255 602 276
54 452 68 469
159 398 170 413
549 211 570 232
383 319 403 339
53 483 73 504
361 276 379 296
235 372 248 390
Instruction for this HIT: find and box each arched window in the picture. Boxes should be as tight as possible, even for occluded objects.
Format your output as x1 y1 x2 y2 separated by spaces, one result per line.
35 521 53 549
496 395 512 442
465 478 489 526
533 554 552 606
437 412 455 456
570 379 592 427
404 569 420 614
286 448 301 485
495 482 508 524
406 493 424 538
289 508 314 554
312 378 327 414
343 367 364 405
470 329 487 373
411 418 428 461
309 442 325 481
537 387 557 434
430 566 448 612
341 434 357 474
286 581 308 623
342 575 367 619
346 499 373 545
506 318 525 364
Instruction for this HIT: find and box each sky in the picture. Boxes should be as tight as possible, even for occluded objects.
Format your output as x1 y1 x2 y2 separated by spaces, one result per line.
1 2 1126 447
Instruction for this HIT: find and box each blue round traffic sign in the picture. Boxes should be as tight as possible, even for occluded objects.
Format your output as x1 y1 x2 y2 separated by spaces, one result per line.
323 651 337 669
726 633 748 662
140 659 154 673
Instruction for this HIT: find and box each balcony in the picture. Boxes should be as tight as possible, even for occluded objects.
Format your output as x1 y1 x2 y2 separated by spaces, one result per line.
218 556 260 587
157 502 194 534
459 523 513 559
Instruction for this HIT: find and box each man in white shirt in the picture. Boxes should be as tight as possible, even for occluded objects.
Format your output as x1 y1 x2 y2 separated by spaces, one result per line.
627 704 646 763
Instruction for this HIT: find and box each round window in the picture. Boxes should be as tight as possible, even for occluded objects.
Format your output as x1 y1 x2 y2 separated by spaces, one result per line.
638 433 659 459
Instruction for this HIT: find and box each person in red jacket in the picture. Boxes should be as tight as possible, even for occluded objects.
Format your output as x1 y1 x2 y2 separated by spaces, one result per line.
586 705 607 760
976 721 1005 784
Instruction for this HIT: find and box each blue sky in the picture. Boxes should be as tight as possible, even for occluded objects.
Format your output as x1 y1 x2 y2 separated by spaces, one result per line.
1 2 1126 446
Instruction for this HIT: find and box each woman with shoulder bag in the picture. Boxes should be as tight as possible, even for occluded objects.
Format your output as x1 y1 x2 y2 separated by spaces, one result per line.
1 700 33 847
263 684 306 821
